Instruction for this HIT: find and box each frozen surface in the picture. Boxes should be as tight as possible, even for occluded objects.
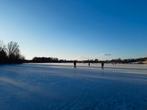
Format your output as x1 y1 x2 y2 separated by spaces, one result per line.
0 64 147 110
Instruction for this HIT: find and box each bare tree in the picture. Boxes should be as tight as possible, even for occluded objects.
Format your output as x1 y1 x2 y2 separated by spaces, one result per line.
0 41 24 63
0 41 6 51
7 41 20 58
0 41 7 63
6 41 24 63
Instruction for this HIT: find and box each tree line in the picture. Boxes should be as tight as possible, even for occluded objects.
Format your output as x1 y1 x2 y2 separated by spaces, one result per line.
30 57 99 63
1 40 146 64
28 57 73 63
0 41 24 64
29 57 147 64
109 57 147 64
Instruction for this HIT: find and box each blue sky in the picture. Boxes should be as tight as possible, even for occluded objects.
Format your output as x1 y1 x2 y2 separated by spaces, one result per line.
0 0 147 60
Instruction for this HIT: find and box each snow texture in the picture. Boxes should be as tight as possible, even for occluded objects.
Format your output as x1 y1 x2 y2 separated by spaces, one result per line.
0 63 147 110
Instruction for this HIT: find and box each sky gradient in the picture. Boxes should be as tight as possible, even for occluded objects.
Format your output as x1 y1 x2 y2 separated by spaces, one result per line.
0 0 147 60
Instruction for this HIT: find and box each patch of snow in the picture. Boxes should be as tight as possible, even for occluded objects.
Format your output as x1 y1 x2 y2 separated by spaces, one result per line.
0 64 147 110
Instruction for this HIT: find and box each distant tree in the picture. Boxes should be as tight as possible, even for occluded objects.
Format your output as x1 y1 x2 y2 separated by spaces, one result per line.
7 41 19 57
0 41 5 50
0 41 7 63
94 59 99 63
6 41 24 63
32 57 59 63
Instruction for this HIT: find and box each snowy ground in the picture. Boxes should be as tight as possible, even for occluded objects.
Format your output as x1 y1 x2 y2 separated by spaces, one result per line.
0 63 147 110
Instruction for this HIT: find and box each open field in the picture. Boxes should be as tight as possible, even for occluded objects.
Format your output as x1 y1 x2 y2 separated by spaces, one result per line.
0 63 147 110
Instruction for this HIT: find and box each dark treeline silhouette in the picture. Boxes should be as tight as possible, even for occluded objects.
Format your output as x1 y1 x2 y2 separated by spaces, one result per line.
32 57 59 63
29 57 74 63
28 57 100 63
0 41 24 64
109 57 147 64
28 57 147 64
1 51 146 64
81 59 99 63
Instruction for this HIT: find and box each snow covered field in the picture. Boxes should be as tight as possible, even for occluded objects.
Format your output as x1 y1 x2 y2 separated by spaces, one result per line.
0 63 147 110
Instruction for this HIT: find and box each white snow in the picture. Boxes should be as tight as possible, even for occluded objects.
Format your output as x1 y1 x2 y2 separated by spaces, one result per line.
0 63 147 110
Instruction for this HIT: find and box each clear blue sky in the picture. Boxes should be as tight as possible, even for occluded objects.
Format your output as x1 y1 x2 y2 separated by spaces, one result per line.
0 0 147 60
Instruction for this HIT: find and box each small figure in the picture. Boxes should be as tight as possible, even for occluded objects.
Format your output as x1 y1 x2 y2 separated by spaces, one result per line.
88 62 90 67
74 60 77 68
101 62 104 69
